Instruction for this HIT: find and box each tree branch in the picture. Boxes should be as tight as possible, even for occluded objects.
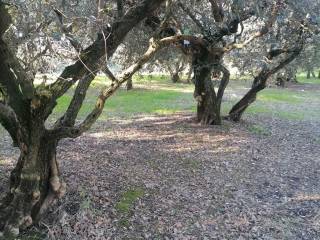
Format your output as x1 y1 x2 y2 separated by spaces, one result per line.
54 8 83 52
0 3 33 119
0 102 20 146
47 34 193 139
208 0 223 22
224 1 280 52
44 0 166 116
177 1 206 33
228 43 303 122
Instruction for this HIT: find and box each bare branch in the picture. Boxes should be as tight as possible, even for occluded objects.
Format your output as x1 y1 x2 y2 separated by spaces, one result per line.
45 0 166 108
177 1 206 33
54 8 83 52
47 34 198 139
208 0 223 22
224 1 281 52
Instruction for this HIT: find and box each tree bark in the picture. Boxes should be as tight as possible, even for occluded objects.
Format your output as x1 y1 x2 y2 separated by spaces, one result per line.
228 68 269 122
192 45 228 125
0 0 166 236
171 72 180 83
193 51 221 125
0 127 65 237
228 45 303 122
126 76 133 90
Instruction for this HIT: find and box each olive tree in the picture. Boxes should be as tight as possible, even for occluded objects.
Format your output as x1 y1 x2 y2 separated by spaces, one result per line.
0 0 165 237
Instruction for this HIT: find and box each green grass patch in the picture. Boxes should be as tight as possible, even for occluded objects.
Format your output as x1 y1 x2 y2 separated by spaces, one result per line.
247 124 271 136
9 230 45 240
50 77 195 121
297 72 320 85
28 74 320 126
257 89 302 103
115 187 145 214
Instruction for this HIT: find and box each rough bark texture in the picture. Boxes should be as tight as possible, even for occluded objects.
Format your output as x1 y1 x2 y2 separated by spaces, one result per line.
228 68 270 122
192 47 227 125
0 0 166 237
171 72 180 83
126 77 133 90
229 47 303 122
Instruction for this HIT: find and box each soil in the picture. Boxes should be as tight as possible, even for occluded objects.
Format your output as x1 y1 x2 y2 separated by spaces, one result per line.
0 84 319 239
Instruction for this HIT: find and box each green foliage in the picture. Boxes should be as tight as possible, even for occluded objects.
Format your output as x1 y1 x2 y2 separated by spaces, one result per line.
115 188 144 214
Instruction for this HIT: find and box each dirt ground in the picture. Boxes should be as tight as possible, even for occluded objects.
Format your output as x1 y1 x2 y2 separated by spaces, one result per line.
1 109 320 239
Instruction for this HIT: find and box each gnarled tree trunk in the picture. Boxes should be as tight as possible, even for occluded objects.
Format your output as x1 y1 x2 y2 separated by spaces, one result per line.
171 72 180 83
194 63 221 125
192 47 227 125
0 0 166 237
0 121 65 237
229 46 302 122
229 68 269 122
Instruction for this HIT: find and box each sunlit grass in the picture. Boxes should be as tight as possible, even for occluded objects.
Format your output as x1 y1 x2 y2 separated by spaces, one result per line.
51 85 195 121
47 73 320 123
115 188 145 214
5 74 320 130
257 89 302 103
297 71 320 84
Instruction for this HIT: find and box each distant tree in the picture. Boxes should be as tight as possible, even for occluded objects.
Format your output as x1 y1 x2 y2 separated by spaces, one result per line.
167 1 307 124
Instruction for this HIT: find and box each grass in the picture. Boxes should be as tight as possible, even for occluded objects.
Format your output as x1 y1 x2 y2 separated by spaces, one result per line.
38 73 320 124
49 75 195 122
257 89 302 103
115 187 145 214
296 72 320 84
1 73 319 134
247 124 271 136
17 231 45 240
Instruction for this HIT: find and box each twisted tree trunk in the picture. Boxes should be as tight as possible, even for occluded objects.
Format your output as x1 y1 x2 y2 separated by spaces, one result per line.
171 72 180 83
229 68 269 122
229 46 302 122
0 0 166 237
0 120 65 237
193 48 227 125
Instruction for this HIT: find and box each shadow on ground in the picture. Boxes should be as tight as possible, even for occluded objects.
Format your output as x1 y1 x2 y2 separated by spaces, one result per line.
1 114 316 239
